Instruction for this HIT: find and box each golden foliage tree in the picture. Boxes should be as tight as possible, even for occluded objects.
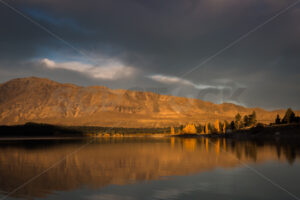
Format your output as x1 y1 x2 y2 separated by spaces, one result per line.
183 123 197 134
170 126 175 135
200 128 205 135
204 122 209 134
214 120 220 133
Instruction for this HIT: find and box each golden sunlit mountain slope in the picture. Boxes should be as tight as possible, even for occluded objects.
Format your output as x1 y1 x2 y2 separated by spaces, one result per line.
0 77 295 127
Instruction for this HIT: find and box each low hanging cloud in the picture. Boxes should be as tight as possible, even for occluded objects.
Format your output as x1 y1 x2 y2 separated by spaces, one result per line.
148 74 227 90
40 58 136 80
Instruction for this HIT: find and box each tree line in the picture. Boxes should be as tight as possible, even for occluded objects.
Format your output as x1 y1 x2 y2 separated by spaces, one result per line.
1 108 298 137
173 111 258 135
175 108 300 135
275 108 300 124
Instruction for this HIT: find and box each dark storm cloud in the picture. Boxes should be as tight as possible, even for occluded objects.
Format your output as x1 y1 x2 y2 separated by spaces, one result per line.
0 0 299 109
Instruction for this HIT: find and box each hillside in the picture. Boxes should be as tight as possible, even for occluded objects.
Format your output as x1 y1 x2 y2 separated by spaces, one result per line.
0 77 294 127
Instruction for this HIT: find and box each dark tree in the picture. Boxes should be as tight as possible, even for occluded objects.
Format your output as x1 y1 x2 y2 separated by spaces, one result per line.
282 108 295 124
249 111 257 126
230 121 235 130
243 115 250 127
290 112 296 123
275 114 281 124
208 122 213 132
219 121 224 130
235 113 241 122
235 113 242 129
224 120 230 128
196 124 202 133
296 116 300 123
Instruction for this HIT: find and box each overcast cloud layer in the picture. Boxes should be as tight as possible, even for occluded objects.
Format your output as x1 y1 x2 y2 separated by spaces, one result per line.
0 0 299 110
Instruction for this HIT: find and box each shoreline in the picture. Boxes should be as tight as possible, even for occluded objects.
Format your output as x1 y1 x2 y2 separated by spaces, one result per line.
0 123 299 140
170 124 300 139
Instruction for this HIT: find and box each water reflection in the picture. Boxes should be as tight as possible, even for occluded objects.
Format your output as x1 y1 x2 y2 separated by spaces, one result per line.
0 137 299 199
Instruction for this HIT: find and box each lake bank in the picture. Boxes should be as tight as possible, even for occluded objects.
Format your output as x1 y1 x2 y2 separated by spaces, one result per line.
205 124 300 139
0 123 299 140
0 122 170 138
169 124 300 145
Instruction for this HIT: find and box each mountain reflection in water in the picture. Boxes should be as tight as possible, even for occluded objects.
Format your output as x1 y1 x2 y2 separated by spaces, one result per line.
0 137 299 199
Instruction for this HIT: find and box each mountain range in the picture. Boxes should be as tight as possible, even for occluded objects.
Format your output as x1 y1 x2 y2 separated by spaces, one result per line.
0 77 296 127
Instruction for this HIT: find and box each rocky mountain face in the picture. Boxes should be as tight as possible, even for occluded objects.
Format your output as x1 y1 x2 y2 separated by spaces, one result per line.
0 77 292 127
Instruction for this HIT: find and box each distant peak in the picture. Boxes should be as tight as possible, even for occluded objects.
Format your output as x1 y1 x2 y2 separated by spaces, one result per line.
4 76 55 84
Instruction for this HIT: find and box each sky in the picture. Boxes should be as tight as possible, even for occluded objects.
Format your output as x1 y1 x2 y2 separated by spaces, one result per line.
0 0 299 110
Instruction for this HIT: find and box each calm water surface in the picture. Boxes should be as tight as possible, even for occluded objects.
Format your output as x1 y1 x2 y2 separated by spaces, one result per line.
0 137 299 200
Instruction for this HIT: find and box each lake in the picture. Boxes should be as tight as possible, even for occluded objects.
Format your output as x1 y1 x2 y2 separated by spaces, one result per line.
0 137 299 200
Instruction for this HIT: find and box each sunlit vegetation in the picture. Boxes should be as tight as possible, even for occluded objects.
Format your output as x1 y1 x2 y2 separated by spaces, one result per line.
0 109 298 138
170 126 175 135
182 123 197 134
171 108 300 136
174 111 257 135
